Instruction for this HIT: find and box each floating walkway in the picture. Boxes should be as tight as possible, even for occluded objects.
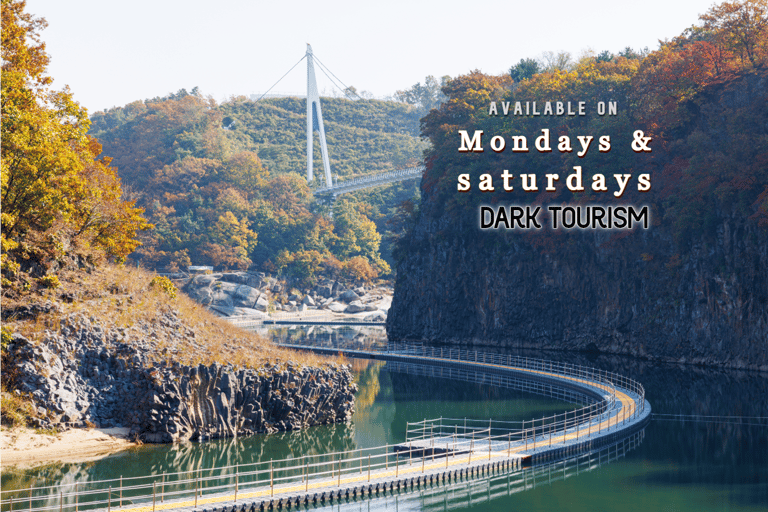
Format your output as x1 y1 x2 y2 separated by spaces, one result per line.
1 344 650 512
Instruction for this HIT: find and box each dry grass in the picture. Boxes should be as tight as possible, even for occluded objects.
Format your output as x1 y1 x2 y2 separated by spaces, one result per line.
2 264 339 371
0 390 37 427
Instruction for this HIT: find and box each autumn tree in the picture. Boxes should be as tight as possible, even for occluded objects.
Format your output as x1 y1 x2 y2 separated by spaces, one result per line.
699 0 768 67
1 0 149 284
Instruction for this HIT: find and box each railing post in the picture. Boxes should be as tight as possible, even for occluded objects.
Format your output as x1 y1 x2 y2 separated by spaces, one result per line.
235 463 238 503
161 471 165 502
368 455 371 482
75 483 78 512
119 476 122 508
270 459 274 497
508 433 511 455
153 482 156 512
338 456 341 487
108 486 112 512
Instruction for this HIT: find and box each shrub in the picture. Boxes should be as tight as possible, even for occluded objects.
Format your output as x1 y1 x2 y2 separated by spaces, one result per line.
38 275 61 289
149 276 177 299
1 326 12 351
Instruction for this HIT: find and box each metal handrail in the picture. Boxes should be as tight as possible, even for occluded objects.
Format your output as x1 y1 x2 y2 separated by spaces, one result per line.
1 344 646 512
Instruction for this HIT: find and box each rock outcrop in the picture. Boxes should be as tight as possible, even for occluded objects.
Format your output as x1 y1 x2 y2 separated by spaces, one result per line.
182 271 392 318
4 313 356 442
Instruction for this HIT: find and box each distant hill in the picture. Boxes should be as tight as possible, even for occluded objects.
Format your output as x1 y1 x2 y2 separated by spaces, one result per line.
88 92 427 275
218 96 425 179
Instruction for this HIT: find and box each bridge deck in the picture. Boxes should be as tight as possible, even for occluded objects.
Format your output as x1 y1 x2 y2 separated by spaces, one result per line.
106 452 522 512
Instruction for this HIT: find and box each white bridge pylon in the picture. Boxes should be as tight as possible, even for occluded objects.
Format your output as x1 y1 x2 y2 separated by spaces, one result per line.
304 44 424 197
306 44 333 188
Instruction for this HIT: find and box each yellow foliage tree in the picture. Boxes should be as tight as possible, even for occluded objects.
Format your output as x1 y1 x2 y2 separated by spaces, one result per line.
1 0 150 273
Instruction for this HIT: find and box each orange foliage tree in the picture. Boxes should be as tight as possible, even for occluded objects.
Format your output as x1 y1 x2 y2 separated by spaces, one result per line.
1 0 150 282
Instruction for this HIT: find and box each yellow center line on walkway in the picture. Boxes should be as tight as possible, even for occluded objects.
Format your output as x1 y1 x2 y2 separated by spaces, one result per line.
402 354 638 451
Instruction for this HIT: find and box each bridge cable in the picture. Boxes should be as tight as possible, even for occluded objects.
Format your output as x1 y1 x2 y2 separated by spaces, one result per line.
253 55 307 102
313 60 352 98
313 55 361 99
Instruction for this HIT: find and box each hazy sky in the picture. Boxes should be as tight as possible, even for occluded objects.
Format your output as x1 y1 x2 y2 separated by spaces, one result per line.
25 0 718 113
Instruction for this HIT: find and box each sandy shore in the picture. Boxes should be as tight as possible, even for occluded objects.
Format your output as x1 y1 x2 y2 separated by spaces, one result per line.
1 427 137 467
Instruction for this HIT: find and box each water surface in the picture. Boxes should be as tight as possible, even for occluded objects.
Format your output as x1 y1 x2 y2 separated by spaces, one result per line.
2 326 766 511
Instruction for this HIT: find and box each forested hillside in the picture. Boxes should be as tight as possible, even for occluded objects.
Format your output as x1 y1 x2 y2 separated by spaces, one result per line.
388 0 768 370
88 93 427 278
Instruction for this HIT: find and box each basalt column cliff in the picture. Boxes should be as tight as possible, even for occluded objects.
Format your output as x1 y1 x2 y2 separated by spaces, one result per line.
388 67 768 372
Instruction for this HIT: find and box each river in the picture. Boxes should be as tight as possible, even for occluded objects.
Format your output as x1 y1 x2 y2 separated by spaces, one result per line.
2 325 766 511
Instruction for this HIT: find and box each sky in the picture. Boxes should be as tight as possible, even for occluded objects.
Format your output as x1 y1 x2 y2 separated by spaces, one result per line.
25 0 720 114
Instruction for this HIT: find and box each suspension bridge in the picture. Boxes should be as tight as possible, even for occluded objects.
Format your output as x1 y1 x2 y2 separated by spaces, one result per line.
1 343 651 512
257 44 425 199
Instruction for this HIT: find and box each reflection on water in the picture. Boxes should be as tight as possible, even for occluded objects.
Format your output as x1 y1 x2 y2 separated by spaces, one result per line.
322 429 646 512
2 326 767 512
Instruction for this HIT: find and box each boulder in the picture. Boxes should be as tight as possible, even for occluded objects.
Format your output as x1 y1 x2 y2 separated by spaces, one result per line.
302 295 316 307
211 291 234 308
315 283 333 298
345 301 366 313
221 273 248 284
192 275 217 287
339 290 359 302
233 285 260 307
215 281 238 294
327 302 347 313
255 296 269 312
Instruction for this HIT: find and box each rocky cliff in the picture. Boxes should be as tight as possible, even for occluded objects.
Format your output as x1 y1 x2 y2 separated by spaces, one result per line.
388 71 768 372
1 264 358 441
4 312 356 442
